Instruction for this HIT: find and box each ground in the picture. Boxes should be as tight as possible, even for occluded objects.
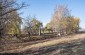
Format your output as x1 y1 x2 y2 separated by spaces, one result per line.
0 33 85 55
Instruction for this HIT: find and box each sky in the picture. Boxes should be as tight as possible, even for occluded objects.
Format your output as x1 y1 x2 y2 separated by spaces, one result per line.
18 0 85 29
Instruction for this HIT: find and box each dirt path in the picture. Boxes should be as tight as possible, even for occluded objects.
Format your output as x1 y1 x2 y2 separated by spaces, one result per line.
0 33 85 54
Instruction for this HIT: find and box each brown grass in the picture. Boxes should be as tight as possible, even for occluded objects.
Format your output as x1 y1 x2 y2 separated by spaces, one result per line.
0 33 85 54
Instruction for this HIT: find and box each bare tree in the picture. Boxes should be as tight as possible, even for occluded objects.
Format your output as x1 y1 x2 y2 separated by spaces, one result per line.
0 0 26 17
23 16 32 37
23 16 43 37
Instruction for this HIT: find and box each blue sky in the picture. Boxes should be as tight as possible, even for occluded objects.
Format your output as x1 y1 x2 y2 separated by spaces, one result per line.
18 0 85 29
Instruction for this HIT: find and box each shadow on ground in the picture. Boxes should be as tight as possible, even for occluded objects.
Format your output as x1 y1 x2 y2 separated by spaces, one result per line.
1 38 85 55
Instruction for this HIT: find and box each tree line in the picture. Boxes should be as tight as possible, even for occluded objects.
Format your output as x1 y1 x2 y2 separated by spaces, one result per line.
0 0 80 39
23 5 80 37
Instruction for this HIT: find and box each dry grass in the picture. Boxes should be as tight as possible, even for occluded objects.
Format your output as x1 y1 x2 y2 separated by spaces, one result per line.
0 33 85 54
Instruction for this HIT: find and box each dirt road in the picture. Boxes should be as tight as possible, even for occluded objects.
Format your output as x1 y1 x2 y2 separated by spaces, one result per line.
0 33 85 55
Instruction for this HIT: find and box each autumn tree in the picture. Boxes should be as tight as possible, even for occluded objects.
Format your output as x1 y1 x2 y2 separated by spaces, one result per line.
51 5 70 31
47 5 80 36
5 11 22 34
47 5 70 35
72 17 80 33
0 0 26 37
31 17 43 35
45 23 53 33
66 17 80 34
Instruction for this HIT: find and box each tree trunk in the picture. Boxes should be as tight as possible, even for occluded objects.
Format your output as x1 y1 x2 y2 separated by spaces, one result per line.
39 28 41 36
